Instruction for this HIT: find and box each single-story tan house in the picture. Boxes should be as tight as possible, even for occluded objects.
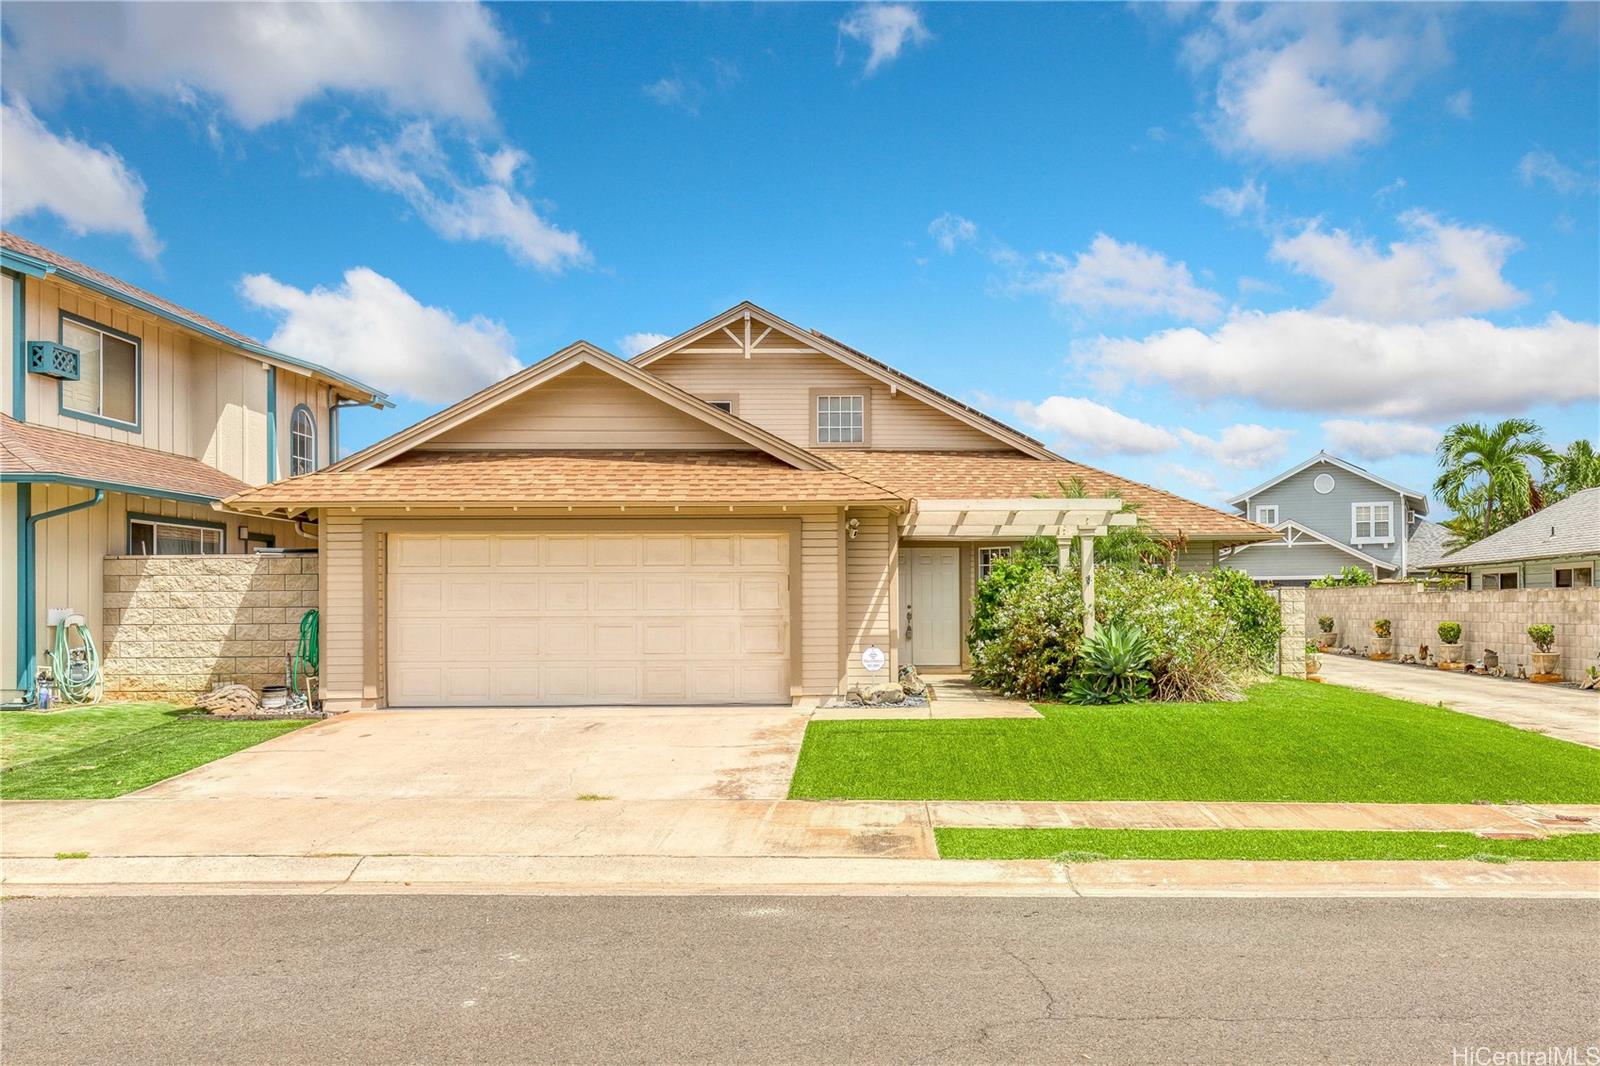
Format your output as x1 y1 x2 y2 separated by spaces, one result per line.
224 303 1274 710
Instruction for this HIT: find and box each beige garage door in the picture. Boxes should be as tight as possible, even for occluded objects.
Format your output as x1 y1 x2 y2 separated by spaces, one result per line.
386 532 790 706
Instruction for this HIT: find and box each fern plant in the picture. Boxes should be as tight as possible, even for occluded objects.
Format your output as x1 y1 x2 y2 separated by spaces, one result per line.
1066 622 1155 705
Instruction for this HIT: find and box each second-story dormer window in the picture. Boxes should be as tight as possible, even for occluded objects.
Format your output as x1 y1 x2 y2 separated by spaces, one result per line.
290 405 317 476
1352 502 1393 543
815 393 865 444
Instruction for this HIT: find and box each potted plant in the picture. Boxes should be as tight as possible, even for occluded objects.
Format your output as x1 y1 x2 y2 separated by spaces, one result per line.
1304 640 1323 680
1436 621 1464 667
1315 615 1337 649
1527 624 1560 680
1370 618 1393 660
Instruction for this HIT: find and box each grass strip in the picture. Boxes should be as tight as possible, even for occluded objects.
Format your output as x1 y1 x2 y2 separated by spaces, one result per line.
790 679 1600 804
934 827 1600 863
0 718 308 799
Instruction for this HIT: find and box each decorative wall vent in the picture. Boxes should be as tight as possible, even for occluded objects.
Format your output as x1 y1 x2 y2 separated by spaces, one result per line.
27 341 81 381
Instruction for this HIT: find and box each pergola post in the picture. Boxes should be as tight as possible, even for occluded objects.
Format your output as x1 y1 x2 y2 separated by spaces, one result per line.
1079 533 1096 638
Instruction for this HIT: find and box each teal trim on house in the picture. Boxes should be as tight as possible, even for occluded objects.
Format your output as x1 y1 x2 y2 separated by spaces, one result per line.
56 310 143 433
19 487 105 699
266 366 278 481
0 247 391 407
13 483 30 694
6 268 24 420
125 510 228 555
0 473 219 507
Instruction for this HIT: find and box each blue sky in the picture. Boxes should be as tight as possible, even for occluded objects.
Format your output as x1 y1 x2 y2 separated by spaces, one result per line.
3 2 1596 512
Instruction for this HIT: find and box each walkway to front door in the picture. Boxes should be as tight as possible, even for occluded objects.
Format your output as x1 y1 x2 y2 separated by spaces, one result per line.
908 546 960 667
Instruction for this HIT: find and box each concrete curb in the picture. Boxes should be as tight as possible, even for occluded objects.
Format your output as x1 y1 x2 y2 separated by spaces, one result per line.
5 854 1596 898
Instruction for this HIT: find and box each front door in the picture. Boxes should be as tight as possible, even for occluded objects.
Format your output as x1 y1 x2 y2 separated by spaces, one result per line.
909 546 960 667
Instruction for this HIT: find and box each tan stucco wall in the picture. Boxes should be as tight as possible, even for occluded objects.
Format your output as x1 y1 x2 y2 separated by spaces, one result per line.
100 554 318 701
1306 585 1600 681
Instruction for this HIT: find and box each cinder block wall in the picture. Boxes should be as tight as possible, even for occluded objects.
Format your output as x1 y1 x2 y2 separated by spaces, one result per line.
101 555 319 701
1306 586 1600 681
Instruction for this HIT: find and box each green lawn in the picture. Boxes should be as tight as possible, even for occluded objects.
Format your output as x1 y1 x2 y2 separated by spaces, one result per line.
789 679 1600 804
0 704 308 800
935 827 1600 863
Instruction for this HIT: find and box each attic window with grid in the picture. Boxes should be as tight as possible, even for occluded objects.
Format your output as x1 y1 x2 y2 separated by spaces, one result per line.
815 394 864 444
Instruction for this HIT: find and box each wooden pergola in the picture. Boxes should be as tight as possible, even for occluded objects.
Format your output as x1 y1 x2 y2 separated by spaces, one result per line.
899 498 1136 636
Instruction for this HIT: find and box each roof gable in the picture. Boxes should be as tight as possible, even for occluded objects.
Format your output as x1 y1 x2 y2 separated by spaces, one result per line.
1225 518 1398 571
629 302 1055 460
1437 487 1600 567
1229 451 1428 512
333 342 835 473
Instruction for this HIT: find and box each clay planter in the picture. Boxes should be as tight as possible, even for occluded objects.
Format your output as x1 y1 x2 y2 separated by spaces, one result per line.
1315 632 1338 650
1530 651 1562 682
1437 643 1464 668
1369 636 1393 661
1304 657 1322 679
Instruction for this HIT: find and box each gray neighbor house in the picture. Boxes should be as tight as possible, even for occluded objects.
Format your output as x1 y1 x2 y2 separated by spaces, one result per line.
1219 452 1451 586
1433 487 1598 590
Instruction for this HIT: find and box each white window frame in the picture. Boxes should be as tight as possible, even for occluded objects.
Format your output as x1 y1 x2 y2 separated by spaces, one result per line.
977 546 1014 582
128 517 225 556
1255 505 1279 526
1555 566 1593 589
1350 501 1394 545
812 393 865 445
289 405 317 477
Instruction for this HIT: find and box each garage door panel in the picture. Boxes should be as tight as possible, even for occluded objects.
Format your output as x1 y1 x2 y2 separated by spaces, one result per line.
388 531 788 707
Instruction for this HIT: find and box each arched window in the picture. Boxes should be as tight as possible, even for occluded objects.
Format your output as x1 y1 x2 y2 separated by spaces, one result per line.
289 405 317 476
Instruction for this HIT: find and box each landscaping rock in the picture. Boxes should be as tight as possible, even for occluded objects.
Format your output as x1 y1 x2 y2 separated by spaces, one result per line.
194 683 261 717
898 666 928 697
865 685 908 706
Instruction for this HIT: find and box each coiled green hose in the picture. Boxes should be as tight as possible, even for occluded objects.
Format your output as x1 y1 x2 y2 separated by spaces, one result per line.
50 617 102 704
291 608 319 692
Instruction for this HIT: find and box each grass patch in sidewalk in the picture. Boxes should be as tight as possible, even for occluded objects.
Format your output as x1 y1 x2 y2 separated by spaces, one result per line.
0 717 308 799
934 827 1600 863
790 679 1600 804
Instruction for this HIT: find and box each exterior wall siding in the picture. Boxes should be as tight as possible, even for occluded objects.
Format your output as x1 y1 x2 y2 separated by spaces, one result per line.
1466 555 1600 590
1174 543 1219 573
1306 585 1600 681
647 344 1010 452
1223 539 1377 584
843 508 897 689
99 554 318 700
1231 460 1410 576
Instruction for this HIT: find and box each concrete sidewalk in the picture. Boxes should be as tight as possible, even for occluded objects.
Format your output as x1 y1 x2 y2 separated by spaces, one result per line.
4 853 1595 898
1319 654 1600 747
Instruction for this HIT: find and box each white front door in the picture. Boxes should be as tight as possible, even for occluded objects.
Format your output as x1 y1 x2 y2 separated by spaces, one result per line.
909 546 961 667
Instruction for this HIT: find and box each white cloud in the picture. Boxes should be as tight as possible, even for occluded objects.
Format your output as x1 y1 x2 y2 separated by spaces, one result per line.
643 76 701 115
239 268 520 404
1 3 512 127
1011 396 1180 456
1080 310 1599 421
331 123 588 273
1270 210 1523 322
1202 177 1268 222
838 4 932 75
0 99 160 258
1321 419 1440 461
1029 235 1223 323
619 332 670 357
928 213 977 253
1184 7 1444 161
1159 463 1224 498
1517 149 1595 195
1177 424 1296 470
1444 89 1472 119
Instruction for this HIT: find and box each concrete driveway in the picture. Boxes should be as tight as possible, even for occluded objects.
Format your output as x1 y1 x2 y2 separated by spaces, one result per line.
141 705 811 801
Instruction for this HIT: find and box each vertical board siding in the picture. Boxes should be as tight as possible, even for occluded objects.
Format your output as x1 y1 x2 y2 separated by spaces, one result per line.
799 509 843 694
843 508 895 689
319 512 367 707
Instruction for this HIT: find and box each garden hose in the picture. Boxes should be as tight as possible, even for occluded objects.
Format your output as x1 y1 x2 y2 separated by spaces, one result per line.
291 608 319 692
49 615 103 705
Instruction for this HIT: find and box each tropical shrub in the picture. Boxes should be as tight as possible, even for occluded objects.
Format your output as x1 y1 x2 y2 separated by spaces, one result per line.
969 565 1082 699
1527 624 1556 653
1373 619 1392 638
1317 615 1335 634
1310 566 1376 588
1437 621 1462 644
1205 567 1283 669
1065 623 1154 705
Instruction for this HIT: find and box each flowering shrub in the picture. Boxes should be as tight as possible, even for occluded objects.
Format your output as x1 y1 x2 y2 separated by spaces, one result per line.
970 565 1280 703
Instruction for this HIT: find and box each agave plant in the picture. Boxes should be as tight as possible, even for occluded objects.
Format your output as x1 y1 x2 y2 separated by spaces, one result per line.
1066 622 1155 705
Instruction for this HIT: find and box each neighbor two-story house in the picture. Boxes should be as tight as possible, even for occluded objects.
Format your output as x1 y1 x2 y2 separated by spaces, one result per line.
223 302 1274 711
1 233 386 703
1219 451 1449 586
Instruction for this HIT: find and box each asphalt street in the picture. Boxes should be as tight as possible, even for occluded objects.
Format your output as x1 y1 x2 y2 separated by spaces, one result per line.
3 894 1596 1065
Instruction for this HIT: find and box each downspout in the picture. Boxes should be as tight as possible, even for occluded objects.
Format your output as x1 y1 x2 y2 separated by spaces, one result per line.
14 489 105 703
330 396 365 464
266 366 278 482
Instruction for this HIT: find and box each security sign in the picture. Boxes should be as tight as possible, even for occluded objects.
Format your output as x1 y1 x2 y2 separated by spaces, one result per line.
861 645 887 673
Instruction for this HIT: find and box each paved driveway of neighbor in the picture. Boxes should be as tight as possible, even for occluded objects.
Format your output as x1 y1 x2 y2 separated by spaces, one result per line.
140 706 812 801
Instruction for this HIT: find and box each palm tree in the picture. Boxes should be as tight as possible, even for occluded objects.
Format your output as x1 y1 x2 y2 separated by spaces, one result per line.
1433 419 1559 542
1544 439 1600 502
1048 478 1174 570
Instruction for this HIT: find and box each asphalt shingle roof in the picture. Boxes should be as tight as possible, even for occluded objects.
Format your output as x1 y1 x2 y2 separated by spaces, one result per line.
1436 488 1600 567
0 414 252 501
1406 519 1457 569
